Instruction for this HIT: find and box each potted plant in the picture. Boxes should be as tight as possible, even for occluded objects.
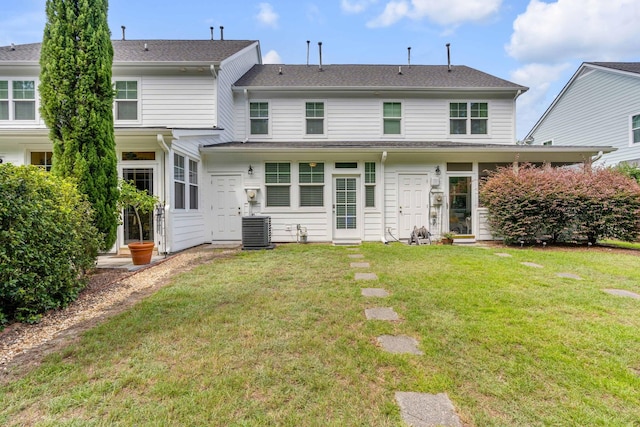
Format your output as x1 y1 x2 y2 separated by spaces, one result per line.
441 232 456 245
118 180 159 265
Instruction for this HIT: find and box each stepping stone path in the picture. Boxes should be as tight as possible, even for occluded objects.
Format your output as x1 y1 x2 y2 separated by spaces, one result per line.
557 272 582 280
365 307 399 321
348 248 459 424
395 392 462 427
377 335 423 355
521 262 544 268
361 288 389 297
495 252 512 257
355 272 378 280
351 262 370 268
603 289 640 300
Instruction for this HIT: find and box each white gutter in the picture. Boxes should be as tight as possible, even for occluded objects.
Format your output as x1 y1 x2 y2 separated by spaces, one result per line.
209 64 218 79
157 134 171 254
380 151 388 243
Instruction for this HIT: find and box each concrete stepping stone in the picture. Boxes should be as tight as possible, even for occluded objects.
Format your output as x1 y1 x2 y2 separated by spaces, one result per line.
377 335 423 355
351 262 370 268
355 272 378 280
395 392 462 427
557 272 582 280
348 254 365 259
365 307 399 321
346 247 360 251
603 289 640 299
361 288 389 297
521 262 543 268
495 252 512 257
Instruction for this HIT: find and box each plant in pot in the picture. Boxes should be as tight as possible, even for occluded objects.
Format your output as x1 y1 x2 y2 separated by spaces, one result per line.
118 180 159 265
441 232 456 245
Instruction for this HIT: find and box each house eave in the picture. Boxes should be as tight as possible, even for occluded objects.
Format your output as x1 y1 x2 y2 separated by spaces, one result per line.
231 85 527 93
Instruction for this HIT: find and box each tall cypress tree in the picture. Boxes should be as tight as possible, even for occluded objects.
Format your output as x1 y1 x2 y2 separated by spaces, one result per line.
40 0 119 250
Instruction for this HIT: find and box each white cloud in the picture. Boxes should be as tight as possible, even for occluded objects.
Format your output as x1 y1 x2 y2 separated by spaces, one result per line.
256 3 279 29
507 0 640 63
367 0 501 28
262 50 282 64
307 4 324 24
511 63 572 137
341 0 377 14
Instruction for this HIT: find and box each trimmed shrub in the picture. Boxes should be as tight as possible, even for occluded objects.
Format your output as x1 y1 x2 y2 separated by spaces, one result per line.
480 164 640 245
0 164 101 325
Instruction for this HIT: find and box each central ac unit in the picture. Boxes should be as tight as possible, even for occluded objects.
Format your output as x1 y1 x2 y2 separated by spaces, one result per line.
242 216 274 250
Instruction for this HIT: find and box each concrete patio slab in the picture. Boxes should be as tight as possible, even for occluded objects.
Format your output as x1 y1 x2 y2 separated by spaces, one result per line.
521 262 544 268
355 272 378 280
365 307 399 321
495 252 512 257
348 254 365 259
351 262 370 268
557 272 582 280
395 392 462 427
603 289 640 299
377 335 423 355
361 288 390 297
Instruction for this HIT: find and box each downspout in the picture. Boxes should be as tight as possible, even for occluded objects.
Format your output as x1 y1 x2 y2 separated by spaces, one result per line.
243 88 249 143
380 151 387 243
513 89 523 144
157 134 171 254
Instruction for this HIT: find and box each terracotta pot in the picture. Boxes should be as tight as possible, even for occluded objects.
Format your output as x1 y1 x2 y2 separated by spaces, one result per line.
128 241 155 265
441 238 454 245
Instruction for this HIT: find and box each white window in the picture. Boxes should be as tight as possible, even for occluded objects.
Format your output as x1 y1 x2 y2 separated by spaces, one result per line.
632 114 640 145
174 153 185 210
265 162 290 207
383 102 401 135
299 162 324 207
305 102 324 135
250 102 269 135
365 162 375 208
31 151 54 172
450 102 488 135
115 80 138 121
189 159 198 210
0 80 36 121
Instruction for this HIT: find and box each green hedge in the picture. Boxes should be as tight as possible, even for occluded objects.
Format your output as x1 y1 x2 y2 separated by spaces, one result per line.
0 164 101 325
479 164 640 245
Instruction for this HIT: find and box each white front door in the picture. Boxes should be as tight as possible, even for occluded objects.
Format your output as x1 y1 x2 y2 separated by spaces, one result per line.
211 174 242 240
333 176 360 241
398 174 429 240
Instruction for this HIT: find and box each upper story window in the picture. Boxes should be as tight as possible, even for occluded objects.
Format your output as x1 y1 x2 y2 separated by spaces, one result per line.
299 162 324 207
305 102 324 135
383 102 401 135
31 151 53 171
265 162 290 207
632 114 640 144
450 102 488 135
114 81 138 121
250 102 269 135
0 80 36 121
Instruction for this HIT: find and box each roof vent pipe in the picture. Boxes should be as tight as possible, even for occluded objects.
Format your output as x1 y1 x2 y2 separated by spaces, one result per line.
318 42 323 71
408 46 411 66
144 43 148 51
398 66 402 75
210 26 214 40
306 40 310 66
446 43 451 72
220 26 224 40
121 26 126 41
10 43 15 51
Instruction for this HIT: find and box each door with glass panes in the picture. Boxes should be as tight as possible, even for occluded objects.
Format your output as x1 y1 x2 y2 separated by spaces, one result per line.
122 168 155 244
333 176 360 240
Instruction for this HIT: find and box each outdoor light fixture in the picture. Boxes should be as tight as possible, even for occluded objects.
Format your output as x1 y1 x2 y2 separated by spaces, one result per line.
435 165 441 175
248 165 253 175
309 162 317 168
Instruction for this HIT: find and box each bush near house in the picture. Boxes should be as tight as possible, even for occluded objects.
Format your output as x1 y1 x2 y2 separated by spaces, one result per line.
480 164 640 245
0 164 100 326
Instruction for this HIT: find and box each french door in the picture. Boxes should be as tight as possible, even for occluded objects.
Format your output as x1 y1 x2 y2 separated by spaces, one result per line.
123 168 154 244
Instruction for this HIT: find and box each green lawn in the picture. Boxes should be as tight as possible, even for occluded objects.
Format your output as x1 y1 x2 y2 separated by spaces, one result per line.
2 243 640 426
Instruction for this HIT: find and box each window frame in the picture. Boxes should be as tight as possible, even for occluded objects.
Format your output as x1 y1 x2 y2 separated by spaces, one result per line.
364 162 376 208
631 113 640 145
265 162 291 208
30 151 54 172
0 79 37 121
449 101 489 136
174 153 186 210
305 101 325 136
249 101 270 136
114 79 140 122
382 101 402 135
189 159 199 210
299 162 325 208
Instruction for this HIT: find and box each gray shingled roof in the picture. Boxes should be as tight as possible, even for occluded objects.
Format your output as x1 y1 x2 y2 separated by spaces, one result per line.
234 64 527 90
587 62 640 75
0 40 257 63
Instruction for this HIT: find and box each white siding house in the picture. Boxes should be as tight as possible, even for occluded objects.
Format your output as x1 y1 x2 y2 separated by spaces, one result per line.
525 62 640 166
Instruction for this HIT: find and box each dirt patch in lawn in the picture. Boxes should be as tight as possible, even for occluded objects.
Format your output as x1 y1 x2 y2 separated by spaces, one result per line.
0 245 238 384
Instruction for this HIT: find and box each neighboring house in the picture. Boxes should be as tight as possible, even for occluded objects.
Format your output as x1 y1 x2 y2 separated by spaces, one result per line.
525 62 640 165
0 38 612 251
